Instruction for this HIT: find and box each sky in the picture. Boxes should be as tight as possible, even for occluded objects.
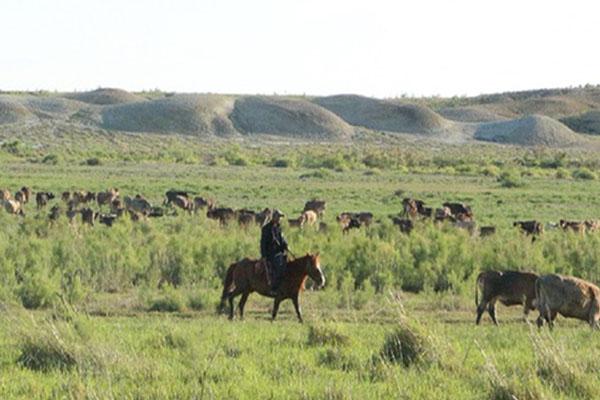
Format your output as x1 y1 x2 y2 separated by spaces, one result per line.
1 0 599 98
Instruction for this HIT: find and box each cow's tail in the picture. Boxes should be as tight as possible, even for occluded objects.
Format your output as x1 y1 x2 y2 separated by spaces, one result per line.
475 272 484 307
219 264 235 311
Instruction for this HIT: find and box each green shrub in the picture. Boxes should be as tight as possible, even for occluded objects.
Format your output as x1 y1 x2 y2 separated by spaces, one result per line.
187 292 207 311
498 171 526 188
307 324 350 347
17 274 58 309
148 288 185 312
84 157 102 166
572 168 597 180
41 154 60 165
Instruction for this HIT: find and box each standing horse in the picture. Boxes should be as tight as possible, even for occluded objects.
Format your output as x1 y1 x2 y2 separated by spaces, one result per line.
220 253 325 323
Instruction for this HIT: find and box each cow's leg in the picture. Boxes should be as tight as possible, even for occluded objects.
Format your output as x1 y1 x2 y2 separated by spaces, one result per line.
271 297 282 321
487 300 498 325
292 295 303 323
238 292 249 319
523 298 533 322
476 300 487 325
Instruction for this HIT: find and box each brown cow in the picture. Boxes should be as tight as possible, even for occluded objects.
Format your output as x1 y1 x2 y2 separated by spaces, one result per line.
402 198 427 219
514 220 543 241
299 210 318 227
443 202 473 219
35 192 55 209
3 199 24 216
97 188 119 207
434 207 454 222
585 220 600 233
0 189 11 201
476 270 538 325
207 207 237 225
337 212 373 228
342 218 362 234
303 199 326 217
74 191 95 204
536 274 600 329
20 187 32 203
559 219 586 234
173 195 194 213
14 191 25 204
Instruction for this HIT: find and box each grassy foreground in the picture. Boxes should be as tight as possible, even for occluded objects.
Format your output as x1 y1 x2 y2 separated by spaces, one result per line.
2 140 600 398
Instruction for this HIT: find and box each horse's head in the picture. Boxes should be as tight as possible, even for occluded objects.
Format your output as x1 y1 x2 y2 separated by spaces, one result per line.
306 252 326 289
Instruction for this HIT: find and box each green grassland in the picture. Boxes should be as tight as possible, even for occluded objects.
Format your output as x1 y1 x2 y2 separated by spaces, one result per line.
2 135 600 398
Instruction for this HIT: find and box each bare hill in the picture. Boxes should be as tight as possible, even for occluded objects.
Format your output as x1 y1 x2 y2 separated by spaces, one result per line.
474 115 586 147
0 96 37 124
101 94 237 136
230 96 354 138
438 106 508 122
65 88 146 105
561 111 600 135
314 95 449 134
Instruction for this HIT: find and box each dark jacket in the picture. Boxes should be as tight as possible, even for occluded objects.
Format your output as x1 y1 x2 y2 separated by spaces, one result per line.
260 221 288 259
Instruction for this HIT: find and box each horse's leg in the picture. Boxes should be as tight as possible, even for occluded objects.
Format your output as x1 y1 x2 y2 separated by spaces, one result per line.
227 289 242 320
271 297 282 321
238 292 249 320
292 295 303 323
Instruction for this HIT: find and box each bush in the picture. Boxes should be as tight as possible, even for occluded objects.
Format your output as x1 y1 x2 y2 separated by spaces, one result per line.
148 288 185 312
379 322 435 367
299 169 333 180
41 154 60 165
318 348 360 371
84 157 102 166
187 292 207 311
307 324 350 347
572 168 597 180
17 274 58 309
498 171 526 188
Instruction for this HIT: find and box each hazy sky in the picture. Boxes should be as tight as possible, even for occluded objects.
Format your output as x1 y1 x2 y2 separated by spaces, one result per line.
1 0 598 97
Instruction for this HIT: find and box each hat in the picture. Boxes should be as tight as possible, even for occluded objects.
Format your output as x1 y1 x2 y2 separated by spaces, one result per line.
272 209 285 218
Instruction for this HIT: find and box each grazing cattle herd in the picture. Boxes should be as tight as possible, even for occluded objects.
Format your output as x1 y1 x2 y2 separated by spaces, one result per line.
1 187 600 328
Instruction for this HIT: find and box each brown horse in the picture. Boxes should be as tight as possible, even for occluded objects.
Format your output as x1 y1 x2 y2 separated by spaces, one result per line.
220 253 325 323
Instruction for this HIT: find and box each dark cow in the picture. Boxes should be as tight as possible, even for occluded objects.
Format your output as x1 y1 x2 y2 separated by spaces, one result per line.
165 189 190 205
475 270 538 325
443 202 473 221
74 191 95 204
61 191 71 203
402 198 427 219
207 207 237 225
80 208 98 226
392 217 413 234
237 209 256 227
536 274 600 329
193 196 215 211
514 220 543 241
303 199 326 217
559 219 586 234
48 205 61 222
434 207 454 222
124 195 152 215
255 208 272 226
66 207 78 223
343 218 362 234
97 188 119 207
479 226 496 237
98 213 118 227
14 191 25 204
36 192 55 209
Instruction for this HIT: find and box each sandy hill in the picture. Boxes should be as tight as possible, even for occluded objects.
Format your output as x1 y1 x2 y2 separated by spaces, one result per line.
65 88 146 105
561 111 600 135
314 95 449 134
230 96 354 139
101 94 237 136
474 114 586 147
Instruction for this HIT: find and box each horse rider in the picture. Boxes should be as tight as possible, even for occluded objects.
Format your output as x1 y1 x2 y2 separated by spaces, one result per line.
260 209 288 294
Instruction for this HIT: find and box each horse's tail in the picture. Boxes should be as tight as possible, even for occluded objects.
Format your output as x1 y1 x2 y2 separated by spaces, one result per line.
475 271 485 307
219 263 235 310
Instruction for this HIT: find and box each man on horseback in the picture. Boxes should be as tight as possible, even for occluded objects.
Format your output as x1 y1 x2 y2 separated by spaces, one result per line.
260 209 289 294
